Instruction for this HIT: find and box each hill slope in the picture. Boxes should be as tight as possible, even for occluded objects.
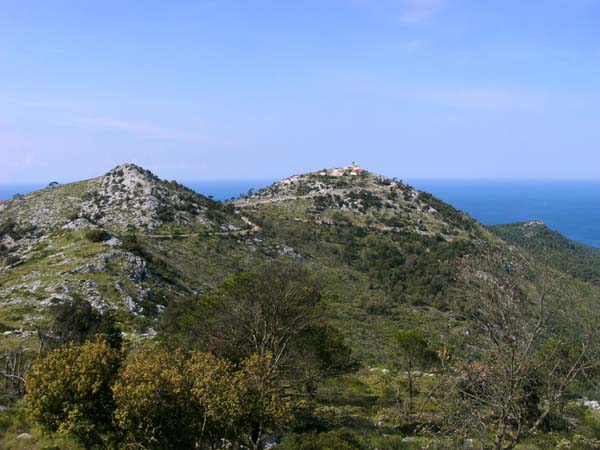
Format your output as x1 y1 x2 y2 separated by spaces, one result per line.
0 164 254 337
1 164 598 363
489 220 600 286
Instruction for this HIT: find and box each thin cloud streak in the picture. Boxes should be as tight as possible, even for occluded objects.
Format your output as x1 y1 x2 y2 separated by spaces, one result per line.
414 87 549 111
398 0 446 23
76 117 203 142
351 0 447 24
343 76 551 111
18 100 72 110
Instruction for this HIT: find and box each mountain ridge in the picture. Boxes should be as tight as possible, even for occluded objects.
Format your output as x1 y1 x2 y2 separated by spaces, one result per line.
1 163 598 361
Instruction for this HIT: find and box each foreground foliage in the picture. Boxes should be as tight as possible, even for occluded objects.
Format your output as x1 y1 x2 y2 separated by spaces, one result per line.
26 339 290 449
25 336 121 448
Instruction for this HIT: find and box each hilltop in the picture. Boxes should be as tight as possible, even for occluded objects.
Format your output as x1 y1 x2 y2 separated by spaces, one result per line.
0 164 252 339
0 163 245 232
234 165 479 240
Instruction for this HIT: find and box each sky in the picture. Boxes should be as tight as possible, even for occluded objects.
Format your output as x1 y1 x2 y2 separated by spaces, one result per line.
1 0 600 183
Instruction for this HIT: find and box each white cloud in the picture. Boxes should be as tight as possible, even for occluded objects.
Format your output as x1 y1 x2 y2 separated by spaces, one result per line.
76 116 202 142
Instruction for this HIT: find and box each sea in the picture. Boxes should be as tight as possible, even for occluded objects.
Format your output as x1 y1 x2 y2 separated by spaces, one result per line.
2 179 600 248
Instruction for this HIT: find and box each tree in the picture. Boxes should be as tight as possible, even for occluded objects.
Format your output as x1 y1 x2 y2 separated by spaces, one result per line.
157 295 213 351
205 261 321 371
40 297 121 351
287 323 356 396
450 251 599 450
112 348 197 450
388 330 437 422
26 336 122 449
112 348 289 450
0 345 32 398
233 353 290 450
359 235 405 290
187 352 240 447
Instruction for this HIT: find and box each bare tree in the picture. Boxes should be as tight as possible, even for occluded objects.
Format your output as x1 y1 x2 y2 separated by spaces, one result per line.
206 261 322 450
208 261 321 372
449 249 599 450
0 345 31 397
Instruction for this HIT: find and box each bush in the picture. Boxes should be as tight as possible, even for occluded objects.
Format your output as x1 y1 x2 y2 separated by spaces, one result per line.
113 349 198 450
84 229 108 243
121 233 144 256
279 430 367 450
113 349 289 450
0 220 36 240
44 297 122 350
3 255 20 266
25 336 123 449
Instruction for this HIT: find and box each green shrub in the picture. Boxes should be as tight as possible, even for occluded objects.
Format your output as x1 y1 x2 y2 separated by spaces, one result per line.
84 229 108 243
0 220 36 240
3 255 20 266
279 430 367 450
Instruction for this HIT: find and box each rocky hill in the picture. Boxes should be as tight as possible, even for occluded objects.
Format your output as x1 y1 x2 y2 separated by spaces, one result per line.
0 163 245 233
0 164 252 341
234 165 480 240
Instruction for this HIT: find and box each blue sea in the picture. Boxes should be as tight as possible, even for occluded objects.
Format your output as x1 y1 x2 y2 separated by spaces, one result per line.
2 180 600 248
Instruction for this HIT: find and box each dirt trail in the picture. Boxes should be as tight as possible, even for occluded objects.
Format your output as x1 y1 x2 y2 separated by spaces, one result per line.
140 216 261 239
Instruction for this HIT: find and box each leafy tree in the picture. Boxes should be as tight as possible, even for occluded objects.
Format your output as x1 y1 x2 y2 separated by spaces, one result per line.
287 323 356 396
358 235 405 290
186 352 239 447
157 295 212 351
279 429 367 450
25 336 122 449
112 348 289 450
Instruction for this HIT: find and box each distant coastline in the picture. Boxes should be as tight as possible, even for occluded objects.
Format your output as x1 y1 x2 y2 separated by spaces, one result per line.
2 179 600 248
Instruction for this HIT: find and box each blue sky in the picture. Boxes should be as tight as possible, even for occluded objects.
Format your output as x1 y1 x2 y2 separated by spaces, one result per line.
1 0 599 182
